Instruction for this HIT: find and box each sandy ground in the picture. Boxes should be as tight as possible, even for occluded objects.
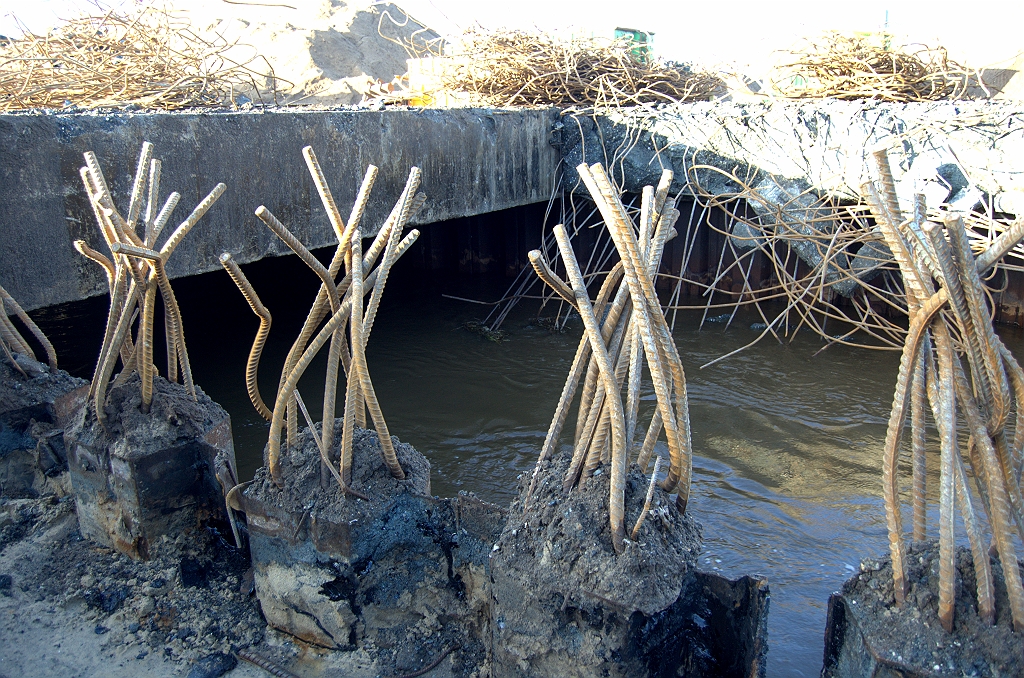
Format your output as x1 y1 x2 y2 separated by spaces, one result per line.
167 0 438 107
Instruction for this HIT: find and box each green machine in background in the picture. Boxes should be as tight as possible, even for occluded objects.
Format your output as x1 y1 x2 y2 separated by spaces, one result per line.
614 27 654 63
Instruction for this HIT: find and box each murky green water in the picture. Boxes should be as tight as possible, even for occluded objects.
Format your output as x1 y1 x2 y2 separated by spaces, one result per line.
31 254 1024 677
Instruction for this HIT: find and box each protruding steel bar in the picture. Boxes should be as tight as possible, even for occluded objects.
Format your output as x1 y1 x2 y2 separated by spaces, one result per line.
925 333 996 626
220 253 274 421
0 284 57 370
159 183 226 260
951 357 1024 631
910 340 929 544
933 323 957 634
127 142 153 233
554 223 628 553
74 240 116 292
139 281 157 412
630 455 662 540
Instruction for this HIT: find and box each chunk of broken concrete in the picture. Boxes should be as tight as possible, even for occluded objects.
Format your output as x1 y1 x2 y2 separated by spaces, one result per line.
239 422 503 673
0 356 87 498
823 543 1024 677
65 373 236 559
490 454 769 677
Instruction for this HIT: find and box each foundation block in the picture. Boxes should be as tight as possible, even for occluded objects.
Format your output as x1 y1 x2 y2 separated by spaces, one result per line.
823 543 1024 678
65 374 236 559
490 455 770 677
239 423 503 673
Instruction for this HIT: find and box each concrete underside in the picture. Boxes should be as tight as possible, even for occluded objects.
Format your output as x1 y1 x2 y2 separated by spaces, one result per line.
0 107 559 310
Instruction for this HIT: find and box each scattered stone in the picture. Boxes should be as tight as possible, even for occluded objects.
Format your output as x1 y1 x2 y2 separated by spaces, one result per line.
185 652 237 678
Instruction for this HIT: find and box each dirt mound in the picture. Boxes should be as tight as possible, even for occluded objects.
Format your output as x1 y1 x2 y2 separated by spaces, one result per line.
173 0 440 107
245 420 431 522
72 372 226 452
824 542 1024 676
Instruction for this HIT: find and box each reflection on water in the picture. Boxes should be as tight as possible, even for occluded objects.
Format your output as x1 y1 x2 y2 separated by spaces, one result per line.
29 257 1024 678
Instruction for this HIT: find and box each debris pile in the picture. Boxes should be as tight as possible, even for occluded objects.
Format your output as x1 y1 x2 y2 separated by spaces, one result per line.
0 6 278 111
772 33 978 102
438 29 723 108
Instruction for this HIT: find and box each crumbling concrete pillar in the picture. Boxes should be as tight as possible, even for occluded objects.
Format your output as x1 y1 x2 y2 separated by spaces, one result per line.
823 543 1024 677
490 455 770 677
65 374 235 560
0 357 87 498
238 423 503 672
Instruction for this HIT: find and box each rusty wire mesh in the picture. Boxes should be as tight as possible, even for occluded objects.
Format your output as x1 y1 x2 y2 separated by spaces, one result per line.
439 28 724 108
0 6 283 111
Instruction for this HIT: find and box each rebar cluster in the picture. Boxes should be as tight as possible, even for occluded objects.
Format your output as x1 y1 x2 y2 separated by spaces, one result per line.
865 148 1024 632
75 143 225 422
0 7 280 111
0 282 56 375
772 33 978 102
441 29 722 109
525 163 691 554
221 146 421 492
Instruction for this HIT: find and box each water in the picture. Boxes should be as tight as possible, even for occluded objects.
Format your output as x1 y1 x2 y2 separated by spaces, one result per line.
29 254 1024 677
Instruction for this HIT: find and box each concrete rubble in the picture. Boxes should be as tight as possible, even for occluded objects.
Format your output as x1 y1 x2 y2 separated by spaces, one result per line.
0 356 86 499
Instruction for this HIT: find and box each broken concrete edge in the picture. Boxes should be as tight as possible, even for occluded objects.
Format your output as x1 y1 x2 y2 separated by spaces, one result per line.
553 100 1024 216
64 375 236 560
0 106 561 311
0 359 88 499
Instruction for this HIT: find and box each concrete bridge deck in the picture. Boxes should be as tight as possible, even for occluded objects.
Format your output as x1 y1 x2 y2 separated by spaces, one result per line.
0 107 560 310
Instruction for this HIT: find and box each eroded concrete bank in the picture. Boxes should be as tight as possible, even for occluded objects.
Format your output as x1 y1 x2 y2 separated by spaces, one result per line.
0 107 559 310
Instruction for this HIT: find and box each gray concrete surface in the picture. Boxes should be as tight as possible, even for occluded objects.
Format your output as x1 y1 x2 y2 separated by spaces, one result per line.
555 100 1024 216
0 107 559 310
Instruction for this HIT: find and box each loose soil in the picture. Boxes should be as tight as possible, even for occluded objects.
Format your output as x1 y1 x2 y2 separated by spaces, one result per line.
0 479 269 678
69 373 227 454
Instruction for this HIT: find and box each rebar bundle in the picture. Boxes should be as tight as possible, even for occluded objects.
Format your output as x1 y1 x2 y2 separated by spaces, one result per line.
0 6 279 111
866 148 1024 632
0 282 57 376
772 33 977 102
525 163 691 554
75 142 225 422
440 29 722 109
222 147 422 492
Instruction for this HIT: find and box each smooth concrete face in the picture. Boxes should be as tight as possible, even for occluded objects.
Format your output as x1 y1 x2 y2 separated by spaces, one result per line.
0 107 560 310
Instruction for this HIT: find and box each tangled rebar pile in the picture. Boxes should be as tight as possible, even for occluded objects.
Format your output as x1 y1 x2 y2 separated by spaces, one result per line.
865 149 1024 632
772 33 977 102
75 142 225 421
0 7 278 111
525 163 691 554
0 282 57 375
440 29 722 108
221 147 422 492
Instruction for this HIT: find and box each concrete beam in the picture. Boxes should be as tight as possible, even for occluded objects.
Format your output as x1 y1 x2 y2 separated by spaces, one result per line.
0 108 560 310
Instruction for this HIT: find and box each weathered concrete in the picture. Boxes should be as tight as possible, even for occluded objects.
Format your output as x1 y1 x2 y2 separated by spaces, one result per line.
0 358 87 498
65 374 236 560
555 100 1024 215
0 107 559 310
